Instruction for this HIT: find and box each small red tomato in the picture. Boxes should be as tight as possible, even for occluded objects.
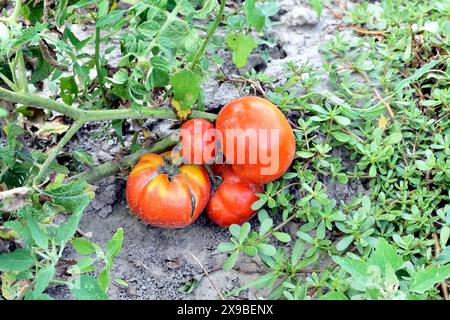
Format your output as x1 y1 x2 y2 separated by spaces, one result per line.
126 152 211 227
180 118 216 165
207 166 264 227
216 96 296 184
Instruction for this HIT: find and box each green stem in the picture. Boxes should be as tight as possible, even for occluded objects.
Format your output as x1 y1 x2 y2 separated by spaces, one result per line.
33 122 83 187
95 24 107 105
0 87 217 122
190 0 226 70
2 0 22 24
70 136 178 182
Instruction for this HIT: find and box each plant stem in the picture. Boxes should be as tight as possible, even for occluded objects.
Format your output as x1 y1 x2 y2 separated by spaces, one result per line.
33 122 84 187
70 136 178 182
190 0 226 70
1 0 22 24
0 87 217 122
95 25 107 106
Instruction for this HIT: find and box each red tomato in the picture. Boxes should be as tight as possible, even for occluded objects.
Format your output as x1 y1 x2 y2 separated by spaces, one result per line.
126 152 211 227
215 96 295 184
207 166 263 227
180 118 216 164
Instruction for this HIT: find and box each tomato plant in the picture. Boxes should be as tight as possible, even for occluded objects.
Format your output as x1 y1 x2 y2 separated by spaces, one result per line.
180 118 216 165
126 152 211 227
207 166 263 227
216 96 296 184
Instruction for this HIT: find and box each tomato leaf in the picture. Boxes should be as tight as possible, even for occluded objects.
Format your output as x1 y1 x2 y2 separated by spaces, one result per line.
226 33 257 69
170 70 202 110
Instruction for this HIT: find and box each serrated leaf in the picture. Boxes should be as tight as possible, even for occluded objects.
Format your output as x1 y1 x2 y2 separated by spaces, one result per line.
170 70 202 110
0 249 34 272
244 0 266 31
410 264 450 293
96 10 125 28
368 239 403 274
226 33 257 69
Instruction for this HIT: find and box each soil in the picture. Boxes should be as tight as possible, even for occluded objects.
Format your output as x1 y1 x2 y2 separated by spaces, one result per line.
51 0 367 300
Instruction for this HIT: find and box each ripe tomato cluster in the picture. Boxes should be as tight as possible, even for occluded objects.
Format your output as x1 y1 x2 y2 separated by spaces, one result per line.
126 96 295 228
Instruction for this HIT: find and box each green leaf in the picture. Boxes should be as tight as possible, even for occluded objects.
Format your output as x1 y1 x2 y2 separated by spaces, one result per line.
334 115 351 126
394 60 439 93
273 232 291 243
59 76 78 105
435 246 450 265
291 239 305 266
242 246 258 256
226 33 257 69
217 242 237 253
331 131 351 143
415 160 432 171
368 239 403 274
229 224 241 239
309 0 323 17
332 256 369 285
72 238 96 255
251 197 267 211
0 107 7 117
98 268 110 292
24 214 48 249
32 265 55 295
149 56 170 88
0 249 35 272
46 180 92 213
73 149 95 166
257 243 276 256
384 132 403 145
70 275 108 300
336 235 354 251
223 251 239 271
410 264 450 294
226 271 278 298
259 218 273 237
244 0 266 31
239 223 251 243
320 291 348 300
96 10 125 28
106 227 124 260
68 256 97 274
170 70 202 110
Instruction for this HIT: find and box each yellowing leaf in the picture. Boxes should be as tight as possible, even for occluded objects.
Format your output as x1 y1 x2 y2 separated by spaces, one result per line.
378 115 387 129
171 99 191 121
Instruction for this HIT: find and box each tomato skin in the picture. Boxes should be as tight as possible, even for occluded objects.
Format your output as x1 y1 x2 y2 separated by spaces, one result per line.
216 96 295 184
207 166 263 227
126 152 211 228
180 118 216 165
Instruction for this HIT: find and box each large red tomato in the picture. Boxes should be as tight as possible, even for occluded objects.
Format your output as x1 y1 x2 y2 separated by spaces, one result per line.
207 166 263 227
216 96 295 184
126 152 211 227
180 118 216 164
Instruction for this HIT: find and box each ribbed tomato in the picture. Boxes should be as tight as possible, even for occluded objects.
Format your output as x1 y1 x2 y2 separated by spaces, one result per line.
207 166 263 227
126 152 211 227
180 118 216 164
216 96 295 184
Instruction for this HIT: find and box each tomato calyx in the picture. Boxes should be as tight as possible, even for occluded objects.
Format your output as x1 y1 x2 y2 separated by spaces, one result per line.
157 153 182 180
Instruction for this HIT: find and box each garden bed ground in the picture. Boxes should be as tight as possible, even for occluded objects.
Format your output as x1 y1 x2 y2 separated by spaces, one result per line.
49 0 367 300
